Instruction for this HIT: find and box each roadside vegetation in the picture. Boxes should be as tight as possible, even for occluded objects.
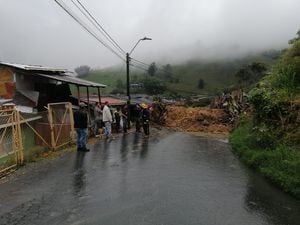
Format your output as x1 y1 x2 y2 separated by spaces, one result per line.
230 32 300 198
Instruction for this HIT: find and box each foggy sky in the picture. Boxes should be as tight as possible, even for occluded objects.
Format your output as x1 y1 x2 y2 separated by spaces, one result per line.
0 0 299 70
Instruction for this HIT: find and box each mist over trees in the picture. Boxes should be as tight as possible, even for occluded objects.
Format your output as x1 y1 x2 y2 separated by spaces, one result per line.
147 62 157 76
162 64 173 81
288 29 300 45
75 65 91 77
79 46 284 97
235 62 267 89
141 77 166 95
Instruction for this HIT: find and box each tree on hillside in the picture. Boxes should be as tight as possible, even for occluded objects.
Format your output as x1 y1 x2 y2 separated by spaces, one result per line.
148 62 157 76
279 34 300 88
262 49 283 60
249 34 300 125
75 65 90 77
235 62 267 88
197 78 205 89
162 64 173 80
142 77 166 95
288 29 300 44
249 62 267 74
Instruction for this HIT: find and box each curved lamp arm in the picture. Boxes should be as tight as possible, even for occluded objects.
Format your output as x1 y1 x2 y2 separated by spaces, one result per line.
129 37 152 55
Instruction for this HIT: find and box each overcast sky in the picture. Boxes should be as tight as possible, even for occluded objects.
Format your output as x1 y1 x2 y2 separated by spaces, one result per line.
0 0 299 70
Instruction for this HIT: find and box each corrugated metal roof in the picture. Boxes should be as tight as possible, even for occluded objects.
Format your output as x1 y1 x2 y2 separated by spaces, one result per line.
0 61 106 88
0 61 68 73
0 61 71 73
36 73 106 88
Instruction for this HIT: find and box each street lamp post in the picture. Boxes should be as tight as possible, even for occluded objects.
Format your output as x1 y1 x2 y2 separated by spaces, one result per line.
126 37 152 128
126 52 131 102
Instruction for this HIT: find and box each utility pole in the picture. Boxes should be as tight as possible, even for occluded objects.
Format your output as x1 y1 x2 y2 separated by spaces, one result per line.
126 37 152 129
126 53 130 103
126 52 131 128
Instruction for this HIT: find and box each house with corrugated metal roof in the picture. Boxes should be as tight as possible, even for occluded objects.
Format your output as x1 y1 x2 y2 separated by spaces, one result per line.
0 61 106 113
0 61 109 153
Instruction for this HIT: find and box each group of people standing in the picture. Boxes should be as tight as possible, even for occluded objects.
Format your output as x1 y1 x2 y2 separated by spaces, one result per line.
93 101 128 137
133 103 150 137
73 101 151 152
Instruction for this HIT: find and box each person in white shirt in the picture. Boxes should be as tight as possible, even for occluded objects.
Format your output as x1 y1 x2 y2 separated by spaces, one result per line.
102 101 113 139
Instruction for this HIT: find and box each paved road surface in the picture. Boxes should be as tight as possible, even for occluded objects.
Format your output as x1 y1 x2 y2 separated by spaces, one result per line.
0 129 299 225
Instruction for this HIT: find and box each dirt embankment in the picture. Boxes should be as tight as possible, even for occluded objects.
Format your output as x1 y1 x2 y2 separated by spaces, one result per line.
164 106 233 136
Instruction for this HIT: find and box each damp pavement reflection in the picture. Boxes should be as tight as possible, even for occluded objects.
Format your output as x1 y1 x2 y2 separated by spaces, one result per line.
0 129 299 225
73 152 86 196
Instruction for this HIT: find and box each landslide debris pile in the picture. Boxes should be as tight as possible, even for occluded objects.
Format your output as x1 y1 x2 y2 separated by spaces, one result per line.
151 102 167 125
164 105 232 134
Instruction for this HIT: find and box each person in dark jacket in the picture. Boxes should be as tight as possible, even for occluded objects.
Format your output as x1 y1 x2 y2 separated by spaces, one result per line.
134 104 142 132
73 102 89 152
114 107 121 133
140 103 150 137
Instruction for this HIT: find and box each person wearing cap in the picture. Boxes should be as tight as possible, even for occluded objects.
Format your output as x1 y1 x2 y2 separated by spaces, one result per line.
102 101 113 139
73 102 89 152
133 103 142 132
140 103 150 137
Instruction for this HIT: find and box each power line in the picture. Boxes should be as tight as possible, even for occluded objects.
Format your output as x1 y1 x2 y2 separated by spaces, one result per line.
131 58 150 67
54 0 125 62
72 0 126 55
132 58 175 76
70 0 123 56
55 0 125 61
130 62 148 72
131 60 175 81
156 62 174 76
130 59 148 69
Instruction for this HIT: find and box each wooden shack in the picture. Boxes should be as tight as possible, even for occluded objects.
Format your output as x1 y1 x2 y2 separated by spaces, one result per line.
0 61 106 149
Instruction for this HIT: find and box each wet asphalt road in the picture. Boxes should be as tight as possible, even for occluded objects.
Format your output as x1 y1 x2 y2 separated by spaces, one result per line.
0 129 299 225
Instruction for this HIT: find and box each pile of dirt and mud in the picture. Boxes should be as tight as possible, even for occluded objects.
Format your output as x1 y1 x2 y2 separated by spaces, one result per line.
164 105 233 135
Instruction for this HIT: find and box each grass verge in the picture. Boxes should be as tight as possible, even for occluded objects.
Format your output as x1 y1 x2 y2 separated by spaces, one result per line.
229 118 300 198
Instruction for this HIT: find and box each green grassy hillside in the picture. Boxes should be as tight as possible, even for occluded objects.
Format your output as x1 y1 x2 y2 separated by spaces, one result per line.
83 68 125 94
81 50 281 96
168 51 281 95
